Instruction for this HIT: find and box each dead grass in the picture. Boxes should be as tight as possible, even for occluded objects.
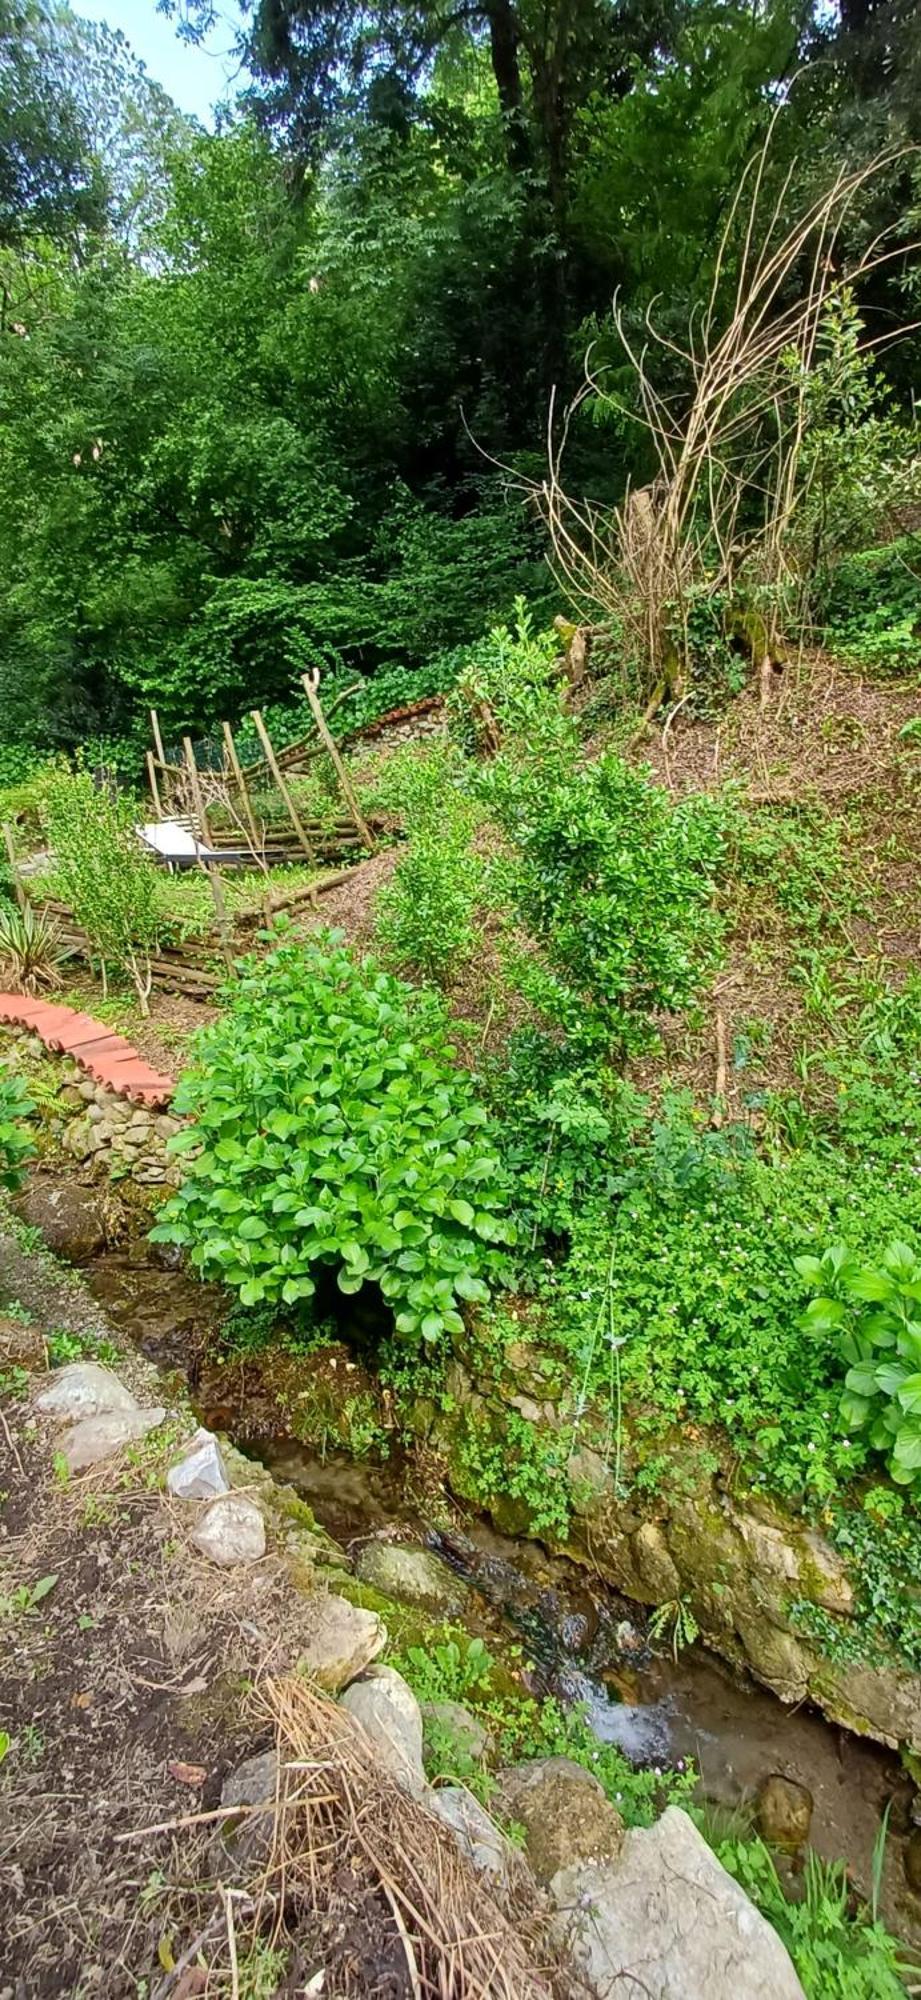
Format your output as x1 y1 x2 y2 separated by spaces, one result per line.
209 1676 565 2000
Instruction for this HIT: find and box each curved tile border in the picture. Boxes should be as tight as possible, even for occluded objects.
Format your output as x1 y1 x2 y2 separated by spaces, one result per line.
0 994 174 1107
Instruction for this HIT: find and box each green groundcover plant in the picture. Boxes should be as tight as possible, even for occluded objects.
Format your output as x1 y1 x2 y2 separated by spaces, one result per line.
151 929 515 1349
798 1240 921 1489
0 1074 35 1191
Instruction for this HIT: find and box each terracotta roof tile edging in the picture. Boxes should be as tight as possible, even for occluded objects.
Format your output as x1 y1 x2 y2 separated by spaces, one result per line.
0 994 174 1108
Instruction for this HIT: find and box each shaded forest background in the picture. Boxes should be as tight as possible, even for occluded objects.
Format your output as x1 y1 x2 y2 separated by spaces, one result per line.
0 0 918 762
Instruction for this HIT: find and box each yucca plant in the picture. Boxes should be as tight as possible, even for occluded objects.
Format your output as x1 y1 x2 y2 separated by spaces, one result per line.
0 900 65 994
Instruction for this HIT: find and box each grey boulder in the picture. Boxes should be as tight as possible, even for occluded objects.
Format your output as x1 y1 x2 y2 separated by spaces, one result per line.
428 1786 514 1879
341 1664 426 1797
422 1699 491 1764
37 1362 137 1423
298 1592 387 1692
552 1805 806 2000
192 1494 266 1567
355 1540 469 1616
167 1429 229 1501
62 1405 166 1471
494 1756 623 1885
219 1748 279 1872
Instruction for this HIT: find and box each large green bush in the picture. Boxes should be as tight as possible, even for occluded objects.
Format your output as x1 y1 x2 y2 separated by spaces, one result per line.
151 931 515 1348
487 748 727 1054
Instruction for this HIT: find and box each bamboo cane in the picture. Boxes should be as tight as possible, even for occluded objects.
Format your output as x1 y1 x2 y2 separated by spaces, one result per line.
301 670 376 851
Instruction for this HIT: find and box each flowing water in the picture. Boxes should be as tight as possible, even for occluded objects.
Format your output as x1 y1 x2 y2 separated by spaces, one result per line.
86 1246 921 1950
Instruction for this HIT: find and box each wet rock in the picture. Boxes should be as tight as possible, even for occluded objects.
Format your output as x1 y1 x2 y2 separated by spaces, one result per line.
422 1700 491 1764
552 1806 806 2000
36 1362 137 1422
62 1405 166 1471
167 1429 229 1501
632 1521 682 1603
493 1757 624 1885
15 1183 107 1262
355 1541 469 1616
341 1664 426 1796
219 1749 278 1870
567 1446 614 1516
0 1316 45 1371
904 1829 921 1894
428 1787 512 1877
810 1658 921 1751
756 1774 813 1849
734 1615 810 1703
192 1494 266 1567
298 1593 387 1691
797 1531 854 1616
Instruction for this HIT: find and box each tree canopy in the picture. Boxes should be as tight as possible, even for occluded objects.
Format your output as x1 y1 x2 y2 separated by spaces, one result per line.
0 0 917 756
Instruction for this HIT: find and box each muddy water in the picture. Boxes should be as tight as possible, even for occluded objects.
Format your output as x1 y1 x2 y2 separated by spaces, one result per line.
86 1249 921 1947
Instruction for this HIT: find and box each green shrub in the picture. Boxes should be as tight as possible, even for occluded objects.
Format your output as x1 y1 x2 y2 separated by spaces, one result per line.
797 1240 921 1489
485 749 727 1055
446 602 564 757
41 772 161 1014
151 930 515 1350
820 536 921 678
374 745 484 986
535 1073 921 1503
0 1075 36 1190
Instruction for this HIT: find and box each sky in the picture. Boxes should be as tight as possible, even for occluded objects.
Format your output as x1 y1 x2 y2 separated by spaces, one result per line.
69 0 248 125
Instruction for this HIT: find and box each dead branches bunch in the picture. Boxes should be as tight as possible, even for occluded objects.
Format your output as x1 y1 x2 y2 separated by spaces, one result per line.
540 124 917 706
230 1676 562 2000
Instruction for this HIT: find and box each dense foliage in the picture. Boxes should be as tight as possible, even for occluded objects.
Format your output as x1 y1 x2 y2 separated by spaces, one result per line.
0 0 919 760
151 930 515 1348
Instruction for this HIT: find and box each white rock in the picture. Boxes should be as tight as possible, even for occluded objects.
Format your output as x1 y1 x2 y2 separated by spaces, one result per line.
36 1363 137 1423
551 1806 806 2000
167 1429 229 1500
62 1405 166 1472
298 1592 387 1691
192 1494 266 1567
341 1664 426 1797
428 1786 512 1877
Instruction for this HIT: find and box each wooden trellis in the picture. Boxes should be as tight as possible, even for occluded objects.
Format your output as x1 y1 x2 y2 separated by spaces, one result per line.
146 673 377 868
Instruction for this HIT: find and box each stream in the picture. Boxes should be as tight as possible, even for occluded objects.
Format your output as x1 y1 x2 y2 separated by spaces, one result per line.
86 1245 921 1950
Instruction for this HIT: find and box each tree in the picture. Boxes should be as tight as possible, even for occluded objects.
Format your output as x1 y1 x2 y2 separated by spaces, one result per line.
0 0 103 247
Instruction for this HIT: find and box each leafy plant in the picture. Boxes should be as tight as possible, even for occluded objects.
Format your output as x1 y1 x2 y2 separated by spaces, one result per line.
0 1573 57 1618
0 1073 36 1190
718 1837 911 1999
648 1595 700 1660
797 1240 921 1488
391 1630 696 1827
41 771 161 1014
0 901 66 993
151 930 515 1351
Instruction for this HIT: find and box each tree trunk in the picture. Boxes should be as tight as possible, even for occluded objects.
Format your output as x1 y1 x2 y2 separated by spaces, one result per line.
484 0 529 171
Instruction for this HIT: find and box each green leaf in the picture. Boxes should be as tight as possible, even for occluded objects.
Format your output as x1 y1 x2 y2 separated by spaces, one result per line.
448 1198 475 1228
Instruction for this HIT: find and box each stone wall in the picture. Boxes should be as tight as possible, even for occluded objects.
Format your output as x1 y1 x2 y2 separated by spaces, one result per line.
3 1027 181 1193
426 1339 921 1757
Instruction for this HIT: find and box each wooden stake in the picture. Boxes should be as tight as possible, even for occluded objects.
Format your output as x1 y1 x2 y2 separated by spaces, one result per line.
149 708 166 765
250 709 316 862
221 720 262 859
2 821 27 912
182 737 234 974
145 750 163 820
301 670 375 851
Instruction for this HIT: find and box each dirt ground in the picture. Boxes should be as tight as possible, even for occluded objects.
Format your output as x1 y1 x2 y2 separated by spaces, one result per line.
0 1224 565 2000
